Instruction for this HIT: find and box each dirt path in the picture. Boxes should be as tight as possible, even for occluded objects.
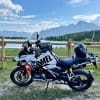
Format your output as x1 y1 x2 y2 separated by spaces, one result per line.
0 79 100 100
56 81 100 100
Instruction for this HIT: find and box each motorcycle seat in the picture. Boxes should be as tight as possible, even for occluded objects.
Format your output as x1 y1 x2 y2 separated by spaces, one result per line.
57 57 87 71
57 58 74 68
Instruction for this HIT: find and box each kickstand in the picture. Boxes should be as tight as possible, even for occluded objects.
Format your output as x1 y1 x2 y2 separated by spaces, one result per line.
44 80 50 100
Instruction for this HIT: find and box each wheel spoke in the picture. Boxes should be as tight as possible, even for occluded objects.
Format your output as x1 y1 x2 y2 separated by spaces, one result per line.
68 71 92 91
14 69 31 83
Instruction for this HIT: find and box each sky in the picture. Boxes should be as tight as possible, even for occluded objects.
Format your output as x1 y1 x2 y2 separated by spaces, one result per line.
0 0 100 33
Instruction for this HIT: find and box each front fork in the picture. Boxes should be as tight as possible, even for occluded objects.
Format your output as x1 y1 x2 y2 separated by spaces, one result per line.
64 68 76 81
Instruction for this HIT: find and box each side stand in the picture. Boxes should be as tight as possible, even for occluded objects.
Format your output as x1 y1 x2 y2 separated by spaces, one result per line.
44 80 50 100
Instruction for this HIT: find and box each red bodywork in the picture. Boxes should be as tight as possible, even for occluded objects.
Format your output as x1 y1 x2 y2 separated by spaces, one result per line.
23 63 33 72
16 63 33 72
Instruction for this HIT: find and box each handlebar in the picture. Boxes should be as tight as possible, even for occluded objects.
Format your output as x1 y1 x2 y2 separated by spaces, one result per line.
35 40 41 47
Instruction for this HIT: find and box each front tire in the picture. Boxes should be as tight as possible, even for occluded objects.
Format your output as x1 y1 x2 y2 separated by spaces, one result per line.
10 67 33 86
68 70 93 91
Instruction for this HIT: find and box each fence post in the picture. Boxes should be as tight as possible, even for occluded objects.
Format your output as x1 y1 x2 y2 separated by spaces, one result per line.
1 37 6 69
67 38 72 56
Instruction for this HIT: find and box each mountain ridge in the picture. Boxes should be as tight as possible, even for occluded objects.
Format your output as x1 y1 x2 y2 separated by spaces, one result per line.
0 21 100 38
39 21 100 38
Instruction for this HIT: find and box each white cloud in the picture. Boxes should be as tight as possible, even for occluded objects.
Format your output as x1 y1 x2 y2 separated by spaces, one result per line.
0 20 61 33
0 1 61 33
69 0 89 6
0 0 37 21
0 0 23 13
0 20 31 25
21 15 37 19
0 9 12 16
53 16 64 21
73 14 100 22
21 21 61 33
0 0 23 20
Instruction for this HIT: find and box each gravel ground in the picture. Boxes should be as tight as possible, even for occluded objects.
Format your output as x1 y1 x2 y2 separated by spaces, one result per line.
0 79 100 100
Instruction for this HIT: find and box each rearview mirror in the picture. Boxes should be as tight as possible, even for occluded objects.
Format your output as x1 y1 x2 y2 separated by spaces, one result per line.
36 32 39 40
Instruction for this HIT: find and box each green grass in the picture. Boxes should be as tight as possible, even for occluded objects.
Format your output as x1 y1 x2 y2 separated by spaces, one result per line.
0 47 100 57
0 88 80 100
53 48 68 57
0 60 16 82
0 48 20 57
5 48 20 56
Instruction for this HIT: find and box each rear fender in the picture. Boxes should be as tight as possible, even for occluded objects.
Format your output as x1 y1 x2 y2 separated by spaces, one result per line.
88 71 94 81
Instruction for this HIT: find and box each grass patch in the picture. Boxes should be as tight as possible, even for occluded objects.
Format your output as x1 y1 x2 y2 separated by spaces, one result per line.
5 48 20 56
0 60 16 83
53 48 68 57
0 88 79 100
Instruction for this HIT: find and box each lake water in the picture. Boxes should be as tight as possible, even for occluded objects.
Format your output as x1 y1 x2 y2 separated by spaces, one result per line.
0 39 67 48
1 39 67 48
5 43 66 48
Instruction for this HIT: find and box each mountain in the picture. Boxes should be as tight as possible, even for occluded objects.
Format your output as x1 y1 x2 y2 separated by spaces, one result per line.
39 21 100 38
0 30 29 38
0 21 100 39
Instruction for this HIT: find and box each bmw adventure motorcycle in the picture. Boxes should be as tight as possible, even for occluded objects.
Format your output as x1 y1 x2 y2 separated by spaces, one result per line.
10 34 98 91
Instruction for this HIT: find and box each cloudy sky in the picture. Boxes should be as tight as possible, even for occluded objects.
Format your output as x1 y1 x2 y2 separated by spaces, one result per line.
0 0 100 33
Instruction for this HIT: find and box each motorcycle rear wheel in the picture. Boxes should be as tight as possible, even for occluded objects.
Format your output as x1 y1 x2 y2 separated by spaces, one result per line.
68 70 93 91
10 67 33 86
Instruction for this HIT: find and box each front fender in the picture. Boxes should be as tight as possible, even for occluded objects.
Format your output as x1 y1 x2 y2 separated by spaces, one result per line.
23 64 33 72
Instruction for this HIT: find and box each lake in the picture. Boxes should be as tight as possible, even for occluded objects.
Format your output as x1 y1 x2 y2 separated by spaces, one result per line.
5 44 66 48
2 39 67 48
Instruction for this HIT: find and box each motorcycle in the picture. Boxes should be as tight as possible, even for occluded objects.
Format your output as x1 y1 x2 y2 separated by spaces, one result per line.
10 33 98 91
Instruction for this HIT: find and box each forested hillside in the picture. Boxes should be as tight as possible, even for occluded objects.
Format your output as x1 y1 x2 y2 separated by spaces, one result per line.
46 30 100 42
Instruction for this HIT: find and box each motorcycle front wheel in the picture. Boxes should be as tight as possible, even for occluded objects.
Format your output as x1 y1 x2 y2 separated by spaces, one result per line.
68 70 93 91
10 67 33 86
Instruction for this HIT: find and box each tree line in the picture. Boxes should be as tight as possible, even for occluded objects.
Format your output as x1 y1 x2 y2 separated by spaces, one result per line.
46 30 100 42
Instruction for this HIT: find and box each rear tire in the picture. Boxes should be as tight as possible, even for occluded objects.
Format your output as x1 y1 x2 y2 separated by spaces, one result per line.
10 67 33 86
68 70 93 91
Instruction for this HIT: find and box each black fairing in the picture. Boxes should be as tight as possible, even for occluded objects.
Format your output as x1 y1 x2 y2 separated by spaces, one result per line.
39 43 52 52
18 47 33 57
